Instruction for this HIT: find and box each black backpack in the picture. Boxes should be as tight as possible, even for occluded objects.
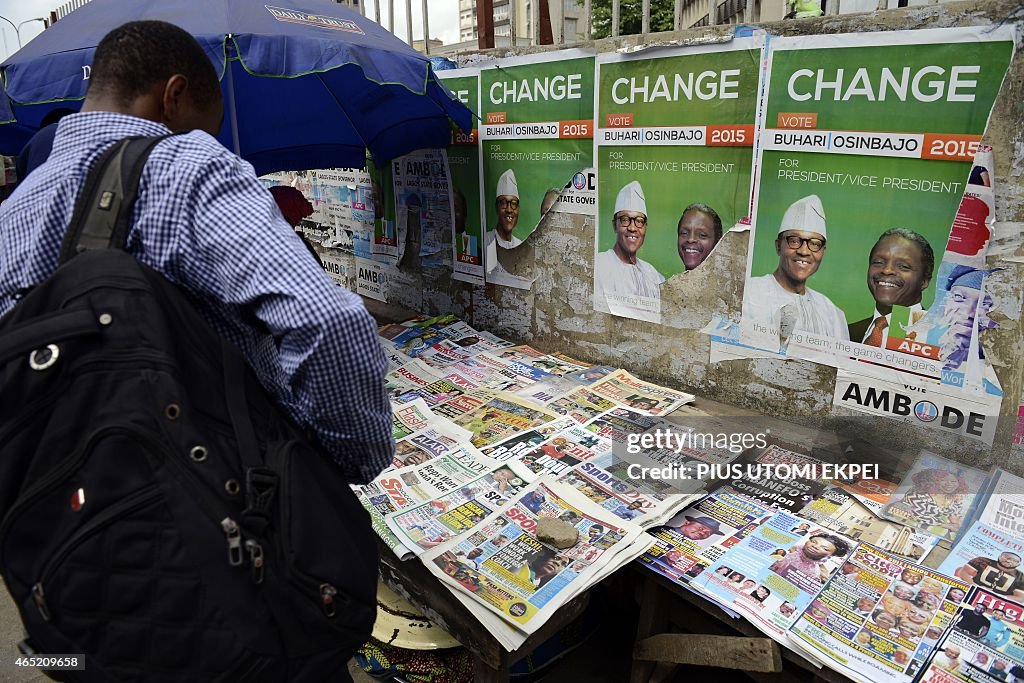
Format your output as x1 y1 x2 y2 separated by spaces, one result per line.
0 137 378 681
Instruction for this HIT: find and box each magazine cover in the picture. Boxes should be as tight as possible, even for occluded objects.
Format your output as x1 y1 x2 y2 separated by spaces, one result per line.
478 417 578 462
938 522 1024 601
799 487 939 562
789 545 969 683
974 469 1024 539
917 588 1024 683
719 444 827 513
640 489 773 588
881 451 989 542
452 394 560 448
690 510 856 645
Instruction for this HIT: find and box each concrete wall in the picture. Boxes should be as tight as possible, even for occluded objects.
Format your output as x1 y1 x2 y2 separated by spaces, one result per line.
364 0 1024 471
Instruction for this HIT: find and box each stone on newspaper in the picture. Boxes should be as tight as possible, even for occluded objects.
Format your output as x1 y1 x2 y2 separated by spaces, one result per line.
536 517 579 549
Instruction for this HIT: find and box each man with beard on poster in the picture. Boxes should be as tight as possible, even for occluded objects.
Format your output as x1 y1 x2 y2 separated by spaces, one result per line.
677 203 723 271
743 194 848 340
849 228 934 345
486 169 522 250
594 180 665 315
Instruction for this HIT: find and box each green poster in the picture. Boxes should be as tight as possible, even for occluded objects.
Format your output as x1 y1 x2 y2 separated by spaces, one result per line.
369 154 398 262
480 50 596 288
594 39 763 323
740 27 1014 391
438 68 486 285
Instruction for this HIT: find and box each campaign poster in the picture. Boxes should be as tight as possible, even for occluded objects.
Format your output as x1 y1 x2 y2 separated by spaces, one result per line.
594 37 763 324
369 155 398 262
479 50 596 289
736 28 1014 391
438 68 486 285
391 148 454 269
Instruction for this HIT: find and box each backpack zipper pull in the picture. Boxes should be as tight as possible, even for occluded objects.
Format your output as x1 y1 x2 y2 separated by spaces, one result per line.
319 583 337 617
220 518 243 566
32 583 51 621
245 539 264 584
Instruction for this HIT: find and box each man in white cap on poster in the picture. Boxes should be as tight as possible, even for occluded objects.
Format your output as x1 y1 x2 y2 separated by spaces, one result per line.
743 194 848 340
486 169 522 251
594 180 665 320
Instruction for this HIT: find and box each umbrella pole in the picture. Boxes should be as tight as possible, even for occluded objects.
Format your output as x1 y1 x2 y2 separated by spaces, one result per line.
224 38 242 156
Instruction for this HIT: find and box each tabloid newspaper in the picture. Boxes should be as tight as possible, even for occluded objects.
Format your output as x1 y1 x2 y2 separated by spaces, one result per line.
831 474 901 517
357 444 495 560
917 588 1024 683
514 424 607 478
564 365 616 385
385 359 444 401
512 375 585 406
452 393 560 447
391 425 465 468
557 451 701 528
788 545 969 683
432 388 499 421
584 406 662 442
689 510 856 649
547 386 619 425
420 478 651 637
937 522 1024 601
972 469 1024 538
477 417 578 462
798 487 939 562
385 460 537 555
443 356 497 390
416 330 511 367
880 451 989 542
719 444 827 514
391 398 437 440
529 352 592 377
380 337 412 372
587 369 695 415
639 489 774 595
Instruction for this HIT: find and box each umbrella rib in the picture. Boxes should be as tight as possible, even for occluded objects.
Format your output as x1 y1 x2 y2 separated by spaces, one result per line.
314 72 370 154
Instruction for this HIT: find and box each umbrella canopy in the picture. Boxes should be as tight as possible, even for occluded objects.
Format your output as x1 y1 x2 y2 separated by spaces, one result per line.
0 0 473 174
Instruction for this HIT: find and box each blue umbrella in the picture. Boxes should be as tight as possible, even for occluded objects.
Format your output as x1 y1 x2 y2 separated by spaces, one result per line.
0 0 472 174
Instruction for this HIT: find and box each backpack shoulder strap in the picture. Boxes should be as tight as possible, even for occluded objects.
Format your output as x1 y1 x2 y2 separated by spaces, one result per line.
58 135 172 264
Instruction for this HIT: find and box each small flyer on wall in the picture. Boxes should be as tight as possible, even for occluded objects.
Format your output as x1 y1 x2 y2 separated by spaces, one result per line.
391 148 454 269
594 37 763 324
437 67 487 285
479 50 596 289
789 545 970 683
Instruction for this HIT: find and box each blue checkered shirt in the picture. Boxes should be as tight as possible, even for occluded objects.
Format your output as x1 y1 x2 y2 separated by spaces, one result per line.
0 112 393 484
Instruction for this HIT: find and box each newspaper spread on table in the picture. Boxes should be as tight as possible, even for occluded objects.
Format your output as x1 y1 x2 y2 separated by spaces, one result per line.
789 544 969 683
420 478 651 638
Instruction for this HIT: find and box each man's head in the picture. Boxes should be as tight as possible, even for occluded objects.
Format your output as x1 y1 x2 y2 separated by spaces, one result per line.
530 549 568 585
941 266 997 355
998 552 1022 569
494 169 519 241
866 228 934 314
588 524 604 540
740 579 756 590
84 21 223 136
774 195 827 293
678 515 723 541
677 204 723 271
901 568 924 585
612 181 648 264
944 645 960 660
992 609 1006 621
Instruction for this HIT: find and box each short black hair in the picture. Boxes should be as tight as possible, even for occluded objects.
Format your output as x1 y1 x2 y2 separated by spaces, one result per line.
872 228 935 283
89 20 221 109
680 203 724 242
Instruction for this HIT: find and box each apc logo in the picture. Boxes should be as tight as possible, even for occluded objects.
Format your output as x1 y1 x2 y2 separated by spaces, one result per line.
914 400 938 422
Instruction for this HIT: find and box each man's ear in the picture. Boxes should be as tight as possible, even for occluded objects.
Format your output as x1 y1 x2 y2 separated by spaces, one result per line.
161 74 190 129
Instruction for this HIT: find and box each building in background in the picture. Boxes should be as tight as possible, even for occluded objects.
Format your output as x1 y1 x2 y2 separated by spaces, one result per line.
460 0 584 45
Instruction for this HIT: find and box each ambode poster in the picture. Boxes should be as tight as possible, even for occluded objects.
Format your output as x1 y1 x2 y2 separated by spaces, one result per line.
594 37 763 323
437 68 486 285
480 50 596 289
735 27 1014 405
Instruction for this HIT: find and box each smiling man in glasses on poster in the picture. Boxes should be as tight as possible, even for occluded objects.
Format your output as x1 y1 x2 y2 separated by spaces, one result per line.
594 180 665 320
743 194 849 341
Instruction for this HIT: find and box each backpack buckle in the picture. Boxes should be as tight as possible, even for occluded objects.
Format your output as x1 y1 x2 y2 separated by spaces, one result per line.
244 467 279 518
